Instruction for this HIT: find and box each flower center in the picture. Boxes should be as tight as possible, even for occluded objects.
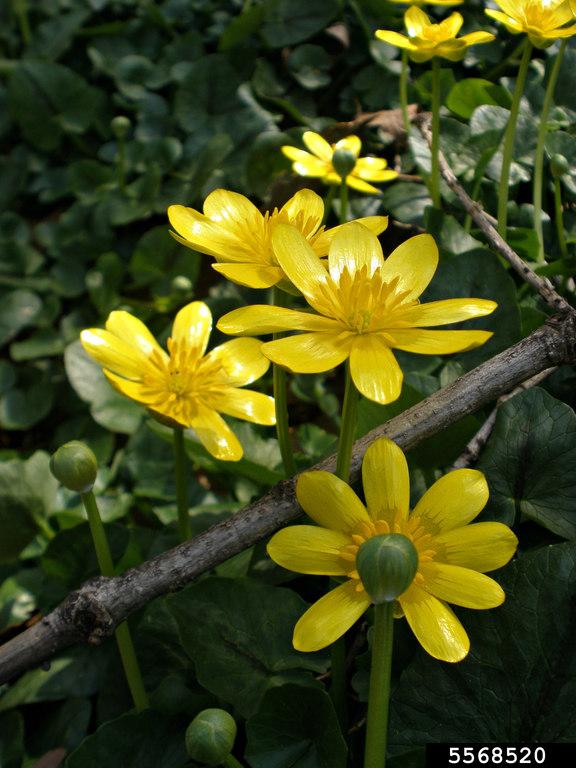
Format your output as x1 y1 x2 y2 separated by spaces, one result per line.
323 266 416 333
339 514 437 594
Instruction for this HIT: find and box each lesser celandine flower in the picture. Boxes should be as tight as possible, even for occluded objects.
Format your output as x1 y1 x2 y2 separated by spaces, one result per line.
282 132 398 194
485 0 576 48
376 7 495 62
168 188 388 291
217 223 496 405
80 301 275 461
268 437 518 661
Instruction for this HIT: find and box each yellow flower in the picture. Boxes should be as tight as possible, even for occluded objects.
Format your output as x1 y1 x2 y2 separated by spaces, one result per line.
281 133 398 195
80 301 275 461
168 188 388 291
376 7 495 62
485 0 576 48
217 223 496 405
268 437 518 661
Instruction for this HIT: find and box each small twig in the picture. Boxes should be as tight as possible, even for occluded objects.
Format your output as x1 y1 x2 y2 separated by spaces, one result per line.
452 367 557 469
419 119 572 314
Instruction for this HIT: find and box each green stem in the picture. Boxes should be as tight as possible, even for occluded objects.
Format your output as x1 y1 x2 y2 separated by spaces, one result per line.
340 179 349 224
322 185 336 225
271 287 297 478
330 363 360 725
484 38 526 82
12 0 31 46
32 513 55 541
363 602 395 768
117 138 126 191
173 427 191 541
81 491 149 712
554 177 568 262
400 50 410 139
497 39 533 238
335 363 359 483
533 40 567 263
223 754 246 768
430 57 441 209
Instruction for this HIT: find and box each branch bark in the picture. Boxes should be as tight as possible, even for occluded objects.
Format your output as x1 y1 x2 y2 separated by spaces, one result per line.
1 313 575 684
419 118 572 315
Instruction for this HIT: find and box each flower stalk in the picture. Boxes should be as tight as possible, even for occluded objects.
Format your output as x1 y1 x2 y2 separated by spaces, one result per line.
363 602 394 768
430 57 442 209
340 179 349 224
533 40 567 262
497 39 533 237
272 286 297 478
400 50 411 138
81 489 149 712
173 427 191 541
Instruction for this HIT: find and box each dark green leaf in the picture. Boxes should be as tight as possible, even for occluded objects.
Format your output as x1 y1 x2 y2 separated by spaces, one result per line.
168 578 327 717
477 388 576 537
64 711 188 768
246 684 347 768
0 711 24 768
262 0 341 48
447 78 512 120
0 289 42 347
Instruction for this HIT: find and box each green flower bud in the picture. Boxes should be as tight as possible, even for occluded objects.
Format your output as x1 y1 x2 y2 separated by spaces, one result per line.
171 275 193 293
356 534 418 604
332 148 357 179
185 709 237 766
50 441 98 493
550 153 570 179
111 115 131 139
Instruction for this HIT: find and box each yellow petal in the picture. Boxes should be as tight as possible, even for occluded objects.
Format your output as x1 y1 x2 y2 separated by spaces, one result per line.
212 262 283 288
399 583 470 662
362 437 410 524
459 31 496 46
217 306 342 336
296 470 370 532
171 301 212 359
104 370 150 406
412 469 489 533
302 131 333 162
381 234 439 302
210 388 276 425
105 311 168 365
422 563 505 609
262 332 352 374
439 11 464 38
433 522 518 573
345 175 382 194
203 188 261 228
279 189 324 237
312 215 389 255
190 405 243 461
206 337 270 386
80 329 147 381
267 525 351 576
167 205 225 257
354 157 388 173
335 135 362 158
293 581 372 652
328 221 385 281
484 10 523 34
395 298 497 327
405 6 432 37
375 30 414 50
387 328 493 354
349 335 403 404
272 224 333 309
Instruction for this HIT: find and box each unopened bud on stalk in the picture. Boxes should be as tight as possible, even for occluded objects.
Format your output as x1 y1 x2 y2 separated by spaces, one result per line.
185 708 237 766
332 147 357 179
550 153 569 179
50 441 97 493
111 116 131 139
356 534 418 604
